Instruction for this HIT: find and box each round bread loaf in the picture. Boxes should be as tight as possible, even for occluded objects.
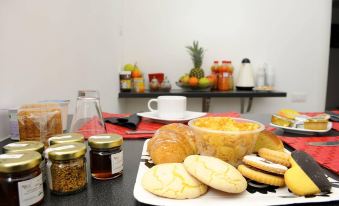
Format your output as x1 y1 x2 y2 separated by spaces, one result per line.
142 163 207 199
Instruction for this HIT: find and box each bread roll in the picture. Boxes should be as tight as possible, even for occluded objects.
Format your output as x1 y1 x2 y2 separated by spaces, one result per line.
147 123 197 164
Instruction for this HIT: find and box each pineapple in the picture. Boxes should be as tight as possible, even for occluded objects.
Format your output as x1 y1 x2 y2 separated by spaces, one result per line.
186 41 205 79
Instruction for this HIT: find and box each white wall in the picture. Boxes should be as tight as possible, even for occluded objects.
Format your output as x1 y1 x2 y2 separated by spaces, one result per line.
0 0 333 114
122 0 332 113
0 0 123 113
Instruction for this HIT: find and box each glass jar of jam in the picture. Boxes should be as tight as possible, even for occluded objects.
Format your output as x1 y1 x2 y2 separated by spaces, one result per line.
0 151 43 206
3 141 47 183
88 134 123 180
48 133 84 146
120 71 132 92
46 143 87 195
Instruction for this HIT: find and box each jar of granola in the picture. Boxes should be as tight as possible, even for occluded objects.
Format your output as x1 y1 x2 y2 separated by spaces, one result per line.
46 143 87 195
88 134 123 180
0 151 43 206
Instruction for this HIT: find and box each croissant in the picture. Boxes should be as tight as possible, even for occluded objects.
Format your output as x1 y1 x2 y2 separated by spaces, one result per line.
147 123 197 164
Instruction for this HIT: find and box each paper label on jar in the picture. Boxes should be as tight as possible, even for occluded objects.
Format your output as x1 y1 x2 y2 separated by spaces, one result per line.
7 143 28 147
90 135 112 139
18 173 44 206
50 135 72 140
111 151 123 174
0 154 23 159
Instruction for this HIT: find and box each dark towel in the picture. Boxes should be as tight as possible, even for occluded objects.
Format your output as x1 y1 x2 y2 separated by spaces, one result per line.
104 113 141 130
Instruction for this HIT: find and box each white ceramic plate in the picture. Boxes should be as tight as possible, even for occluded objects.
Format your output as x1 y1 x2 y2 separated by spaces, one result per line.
133 140 339 206
269 122 332 134
137 111 206 123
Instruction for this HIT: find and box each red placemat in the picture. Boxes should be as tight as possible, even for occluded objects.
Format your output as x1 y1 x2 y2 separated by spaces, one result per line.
102 112 240 139
279 135 339 175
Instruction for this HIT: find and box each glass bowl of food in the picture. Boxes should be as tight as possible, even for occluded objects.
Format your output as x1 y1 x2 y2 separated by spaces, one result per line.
188 117 265 166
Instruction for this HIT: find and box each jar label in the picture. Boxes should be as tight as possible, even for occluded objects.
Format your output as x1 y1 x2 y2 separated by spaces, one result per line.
7 143 28 147
0 154 23 159
18 173 44 206
120 79 131 89
90 135 112 139
111 151 123 174
50 135 73 139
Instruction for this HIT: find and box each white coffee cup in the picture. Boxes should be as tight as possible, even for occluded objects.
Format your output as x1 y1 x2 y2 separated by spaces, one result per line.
147 96 186 119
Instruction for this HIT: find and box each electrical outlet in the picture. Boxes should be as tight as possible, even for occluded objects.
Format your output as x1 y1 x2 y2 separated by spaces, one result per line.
290 93 307 103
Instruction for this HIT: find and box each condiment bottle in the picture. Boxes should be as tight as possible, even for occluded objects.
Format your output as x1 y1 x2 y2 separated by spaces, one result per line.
88 134 123 180
119 71 132 92
46 143 87 195
3 141 47 183
218 61 230 91
226 61 234 90
48 133 85 146
210 60 219 90
0 151 44 206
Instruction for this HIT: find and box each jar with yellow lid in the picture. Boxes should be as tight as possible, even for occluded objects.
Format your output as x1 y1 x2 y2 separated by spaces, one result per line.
48 133 84 146
3 141 47 183
0 151 43 206
88 134 123 180
46 142 87 195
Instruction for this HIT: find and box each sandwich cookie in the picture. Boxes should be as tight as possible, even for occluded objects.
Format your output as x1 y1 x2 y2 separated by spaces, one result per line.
258 148 291 167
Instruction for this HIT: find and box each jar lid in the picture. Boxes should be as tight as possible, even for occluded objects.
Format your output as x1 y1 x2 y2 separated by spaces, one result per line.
3 141 44 154
88 134 123 149
47 143 86 161
48 133 84 146
0 151 41 173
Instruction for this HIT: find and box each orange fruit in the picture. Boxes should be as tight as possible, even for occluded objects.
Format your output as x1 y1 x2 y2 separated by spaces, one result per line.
188 77 199 87
132 70 142 78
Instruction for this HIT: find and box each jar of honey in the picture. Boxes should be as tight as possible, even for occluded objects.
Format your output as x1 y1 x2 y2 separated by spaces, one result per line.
0 151 43 206
88 134 123 180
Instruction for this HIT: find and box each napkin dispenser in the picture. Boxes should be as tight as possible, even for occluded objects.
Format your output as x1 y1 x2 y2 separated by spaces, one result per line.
236 58 255 90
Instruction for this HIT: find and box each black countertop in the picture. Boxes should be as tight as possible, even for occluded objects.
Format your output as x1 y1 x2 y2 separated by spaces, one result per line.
0 114 338 206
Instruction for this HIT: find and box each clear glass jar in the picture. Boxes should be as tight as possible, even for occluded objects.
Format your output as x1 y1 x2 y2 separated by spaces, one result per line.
3 141 47 183
46 143 87 195
0 151 43 206
88 134 123 180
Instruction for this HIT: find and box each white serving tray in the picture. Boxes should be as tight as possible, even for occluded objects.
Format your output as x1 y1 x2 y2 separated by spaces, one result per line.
133 140 339 206
270 122 332 135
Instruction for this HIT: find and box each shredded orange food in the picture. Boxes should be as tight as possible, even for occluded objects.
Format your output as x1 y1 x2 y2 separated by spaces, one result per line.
193 117 259 131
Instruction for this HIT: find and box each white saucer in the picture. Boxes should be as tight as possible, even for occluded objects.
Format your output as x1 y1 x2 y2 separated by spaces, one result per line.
269 122 332 135
137 111 206 123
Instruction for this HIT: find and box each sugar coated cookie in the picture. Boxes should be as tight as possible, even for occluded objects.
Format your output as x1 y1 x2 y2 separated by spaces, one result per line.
258 148 291 167
184 155 247 193
238 164 285 187
284 150 331 196
243 155 287 175
142 163 207 199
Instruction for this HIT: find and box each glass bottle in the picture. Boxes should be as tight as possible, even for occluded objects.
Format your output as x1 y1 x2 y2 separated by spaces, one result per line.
0 151 43 206
70 90 106 138
88 134 123 180
210 60 219 90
